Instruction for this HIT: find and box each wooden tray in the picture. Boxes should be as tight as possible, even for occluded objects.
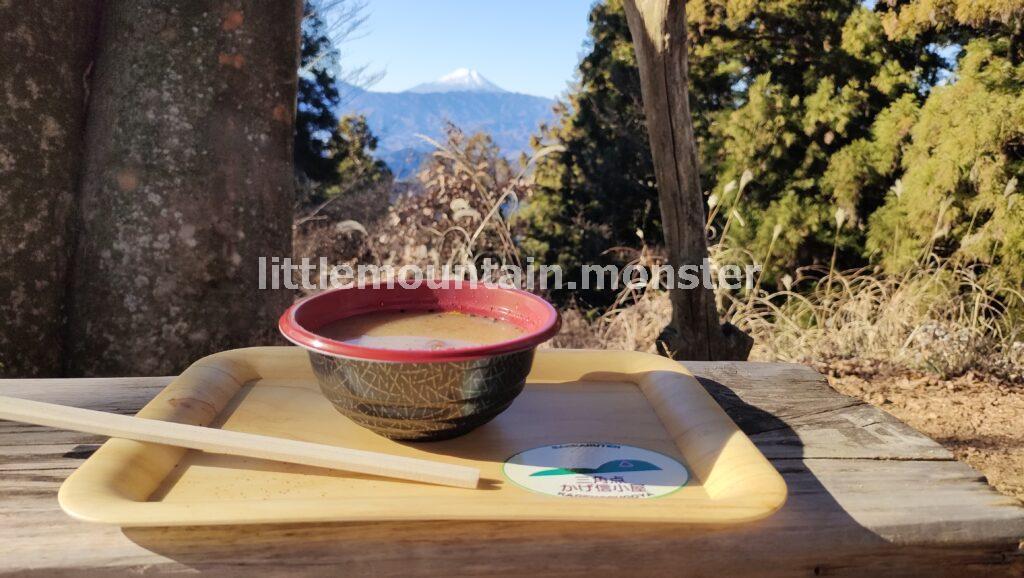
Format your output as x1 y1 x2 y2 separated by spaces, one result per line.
58 347 786 526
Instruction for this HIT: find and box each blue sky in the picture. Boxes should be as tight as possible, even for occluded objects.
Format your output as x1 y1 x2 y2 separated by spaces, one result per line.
337 0 596 98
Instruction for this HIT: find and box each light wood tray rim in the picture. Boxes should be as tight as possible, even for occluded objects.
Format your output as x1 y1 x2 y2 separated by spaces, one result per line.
58 347 787 527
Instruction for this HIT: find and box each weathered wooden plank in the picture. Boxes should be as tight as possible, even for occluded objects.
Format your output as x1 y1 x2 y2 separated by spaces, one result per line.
687 361 955 460
0 377 168 407
686 361 868 426
0 364 1022 576
786 458 1024 545
752 403 954 460
0 464 1020 576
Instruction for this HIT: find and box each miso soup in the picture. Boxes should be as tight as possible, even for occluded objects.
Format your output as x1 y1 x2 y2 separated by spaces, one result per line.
316 310 525 350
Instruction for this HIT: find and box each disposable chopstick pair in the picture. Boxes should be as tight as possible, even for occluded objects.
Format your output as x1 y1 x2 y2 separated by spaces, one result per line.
0 395 479 489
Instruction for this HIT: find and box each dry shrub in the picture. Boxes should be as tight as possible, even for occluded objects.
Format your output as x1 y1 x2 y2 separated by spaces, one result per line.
294 126 557 287
293 180 388 292
548 246 672 353
548 290 671 352
366 127 535 270
558 170 1024 381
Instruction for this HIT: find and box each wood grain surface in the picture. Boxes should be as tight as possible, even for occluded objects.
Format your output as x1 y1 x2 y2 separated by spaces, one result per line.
1 357 1022 576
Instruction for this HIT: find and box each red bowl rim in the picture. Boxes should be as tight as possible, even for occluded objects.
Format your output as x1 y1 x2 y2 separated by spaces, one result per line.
278 285 561 362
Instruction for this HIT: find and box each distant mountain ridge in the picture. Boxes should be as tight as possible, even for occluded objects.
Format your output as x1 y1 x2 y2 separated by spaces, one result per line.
339 69 556 179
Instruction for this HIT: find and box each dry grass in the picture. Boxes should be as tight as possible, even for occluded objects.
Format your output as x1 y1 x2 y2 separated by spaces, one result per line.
551 252 1024 383
733 261 1024 381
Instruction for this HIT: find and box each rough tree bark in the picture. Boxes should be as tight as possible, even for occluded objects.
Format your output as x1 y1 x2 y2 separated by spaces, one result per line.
0 2 100 377
65 1 302 376
622 0 752 361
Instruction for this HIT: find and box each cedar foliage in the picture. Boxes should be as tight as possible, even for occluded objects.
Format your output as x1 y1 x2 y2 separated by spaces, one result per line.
865 6 1024 284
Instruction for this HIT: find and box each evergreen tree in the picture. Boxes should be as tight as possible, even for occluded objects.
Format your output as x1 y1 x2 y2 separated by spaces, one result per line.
295 7 343 188
518 0 655 292
863 6 1024 285
333 114 393 197
704 2 943 278
294 4 392 207
522 0 945 287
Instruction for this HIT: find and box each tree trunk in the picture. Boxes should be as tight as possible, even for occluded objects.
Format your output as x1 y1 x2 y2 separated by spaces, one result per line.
0 2 100 377
622 0 752 361
65 1 302 376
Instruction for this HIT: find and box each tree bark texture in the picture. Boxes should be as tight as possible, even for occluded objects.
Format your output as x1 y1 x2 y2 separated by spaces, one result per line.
0 2 100 377
622 0 752 361
65 1 302 376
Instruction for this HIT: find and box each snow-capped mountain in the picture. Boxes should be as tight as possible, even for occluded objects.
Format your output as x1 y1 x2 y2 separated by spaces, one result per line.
407 68 508 94
340 69 556 179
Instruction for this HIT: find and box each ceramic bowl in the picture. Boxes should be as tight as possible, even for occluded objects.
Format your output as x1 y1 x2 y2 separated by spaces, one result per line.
278 285 560 441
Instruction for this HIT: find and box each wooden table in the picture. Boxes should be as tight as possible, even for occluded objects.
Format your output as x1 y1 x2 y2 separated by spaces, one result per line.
2 361 1022 576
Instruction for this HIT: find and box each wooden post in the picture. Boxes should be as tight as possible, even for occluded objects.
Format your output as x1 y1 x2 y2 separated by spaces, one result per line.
622 0 751 360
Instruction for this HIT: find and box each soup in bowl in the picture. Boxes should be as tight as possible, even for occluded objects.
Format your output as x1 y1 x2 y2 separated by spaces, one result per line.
278 285 560 441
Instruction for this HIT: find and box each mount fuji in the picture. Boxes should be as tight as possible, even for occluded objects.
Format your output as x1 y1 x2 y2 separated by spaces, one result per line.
339 69 556 179
407 68 508 94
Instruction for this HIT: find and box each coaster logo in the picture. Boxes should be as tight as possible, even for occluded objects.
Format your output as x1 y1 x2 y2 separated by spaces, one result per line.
530 459 662 477
504 443 688 499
